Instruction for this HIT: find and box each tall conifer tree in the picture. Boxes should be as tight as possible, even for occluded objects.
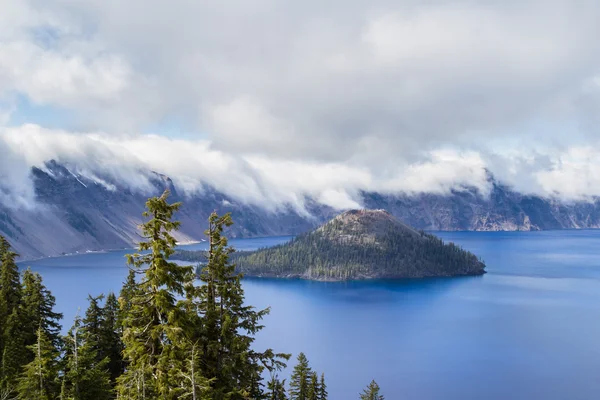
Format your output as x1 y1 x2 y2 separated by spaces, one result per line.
117 270 137 330
307 372 319 400
16 328 60 400
191 211 289 399
0 237 21 358
62 313 112 400
1 308 26 394
0 236 22 393
116 190 193 399
100 292 124 383
289 353 311 400
359 380 384 400
267 375 287 400
20 269 63 351
318 373 327 400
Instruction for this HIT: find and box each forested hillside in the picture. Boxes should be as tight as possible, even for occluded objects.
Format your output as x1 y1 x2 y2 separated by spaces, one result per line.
177 209 486 281
0 191 384 399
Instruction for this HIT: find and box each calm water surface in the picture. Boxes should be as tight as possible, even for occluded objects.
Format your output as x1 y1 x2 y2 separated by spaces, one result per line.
19 231 600 400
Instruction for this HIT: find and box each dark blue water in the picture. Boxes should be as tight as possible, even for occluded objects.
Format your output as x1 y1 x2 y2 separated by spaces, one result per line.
18 231 600 400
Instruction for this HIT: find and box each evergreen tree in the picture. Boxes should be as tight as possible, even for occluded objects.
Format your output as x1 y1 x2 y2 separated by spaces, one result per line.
16 328 60 400
289 353 311 400
0 237 21 355
307 372 319 400
267 375 287 400
1 308 26 394
117 270 137 330
359 380 384 400
116 190 194 399
0 237 23 393
192 211 289 399
100 292 124 383
20 269 63 351
62 313 112 400
83 295 103 349
176 341 213 400
318 373 327 400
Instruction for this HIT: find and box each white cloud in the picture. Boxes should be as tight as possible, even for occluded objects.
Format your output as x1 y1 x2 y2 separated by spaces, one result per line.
0 41 130 107
1 0 600 207
1 126 600 212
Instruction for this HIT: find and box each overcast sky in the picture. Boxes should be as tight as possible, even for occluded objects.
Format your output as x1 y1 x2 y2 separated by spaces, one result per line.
1 0 600 209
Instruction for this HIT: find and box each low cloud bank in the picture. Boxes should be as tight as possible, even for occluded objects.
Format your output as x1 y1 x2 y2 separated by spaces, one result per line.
1 125 599 213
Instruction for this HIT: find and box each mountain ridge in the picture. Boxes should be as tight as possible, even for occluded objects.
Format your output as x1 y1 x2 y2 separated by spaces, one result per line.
1 160 599 260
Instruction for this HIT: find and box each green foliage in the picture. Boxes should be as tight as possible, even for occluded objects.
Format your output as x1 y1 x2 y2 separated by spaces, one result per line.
187 211 289 399
0 239 62 396
359 380 384 400
0 202 395 400
232 211 485 280
318 373 327 400
116 190 193 399
1 308 27 392
100 292 124 383
16 328 60 400
61 313 112 400
117 270 138 331
0 236 23 391
307 372 319 400
0 236 21 349
267 375 287 400
289 353 311 400
20 269 63 351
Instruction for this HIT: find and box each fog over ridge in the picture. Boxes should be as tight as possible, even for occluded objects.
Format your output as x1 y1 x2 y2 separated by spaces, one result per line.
1 125 600 213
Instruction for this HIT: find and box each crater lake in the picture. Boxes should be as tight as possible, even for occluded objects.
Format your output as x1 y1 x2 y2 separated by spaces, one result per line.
18 231 600 400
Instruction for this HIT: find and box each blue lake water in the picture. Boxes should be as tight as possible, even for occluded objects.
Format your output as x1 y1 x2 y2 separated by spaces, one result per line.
18 231 600 400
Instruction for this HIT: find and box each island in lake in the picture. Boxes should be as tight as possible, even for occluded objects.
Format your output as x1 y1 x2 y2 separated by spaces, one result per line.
175 209 486 281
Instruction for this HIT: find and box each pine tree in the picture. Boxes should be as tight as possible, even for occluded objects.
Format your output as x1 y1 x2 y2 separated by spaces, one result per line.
16 328 60 400
100 292 124 383
0 237 23 393
20 269 63 351
0 238 20 354
359 380 384 400
289 353 312 400
192 211 289 399
307 372 319 400
318 373 327 400
62 313 112 400
1 308 26 394
117 270 137 330
176 341 213 400
267 375 287 400
116 190 194 399
83 295 103 348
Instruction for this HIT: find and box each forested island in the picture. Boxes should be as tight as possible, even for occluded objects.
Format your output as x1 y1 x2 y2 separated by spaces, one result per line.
175 209 486 281
0 191 385 399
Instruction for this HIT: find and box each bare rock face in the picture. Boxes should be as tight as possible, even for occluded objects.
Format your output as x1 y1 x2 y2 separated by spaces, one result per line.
1 161 333 260
1 160 599 260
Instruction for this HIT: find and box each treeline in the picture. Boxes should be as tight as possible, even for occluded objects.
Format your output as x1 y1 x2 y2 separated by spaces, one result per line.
0 191 385 399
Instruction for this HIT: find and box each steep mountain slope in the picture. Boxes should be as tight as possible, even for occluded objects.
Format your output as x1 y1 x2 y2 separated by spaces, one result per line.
361 181 600 231
1 160 599 260
231 209 486 280
0 161 334 260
